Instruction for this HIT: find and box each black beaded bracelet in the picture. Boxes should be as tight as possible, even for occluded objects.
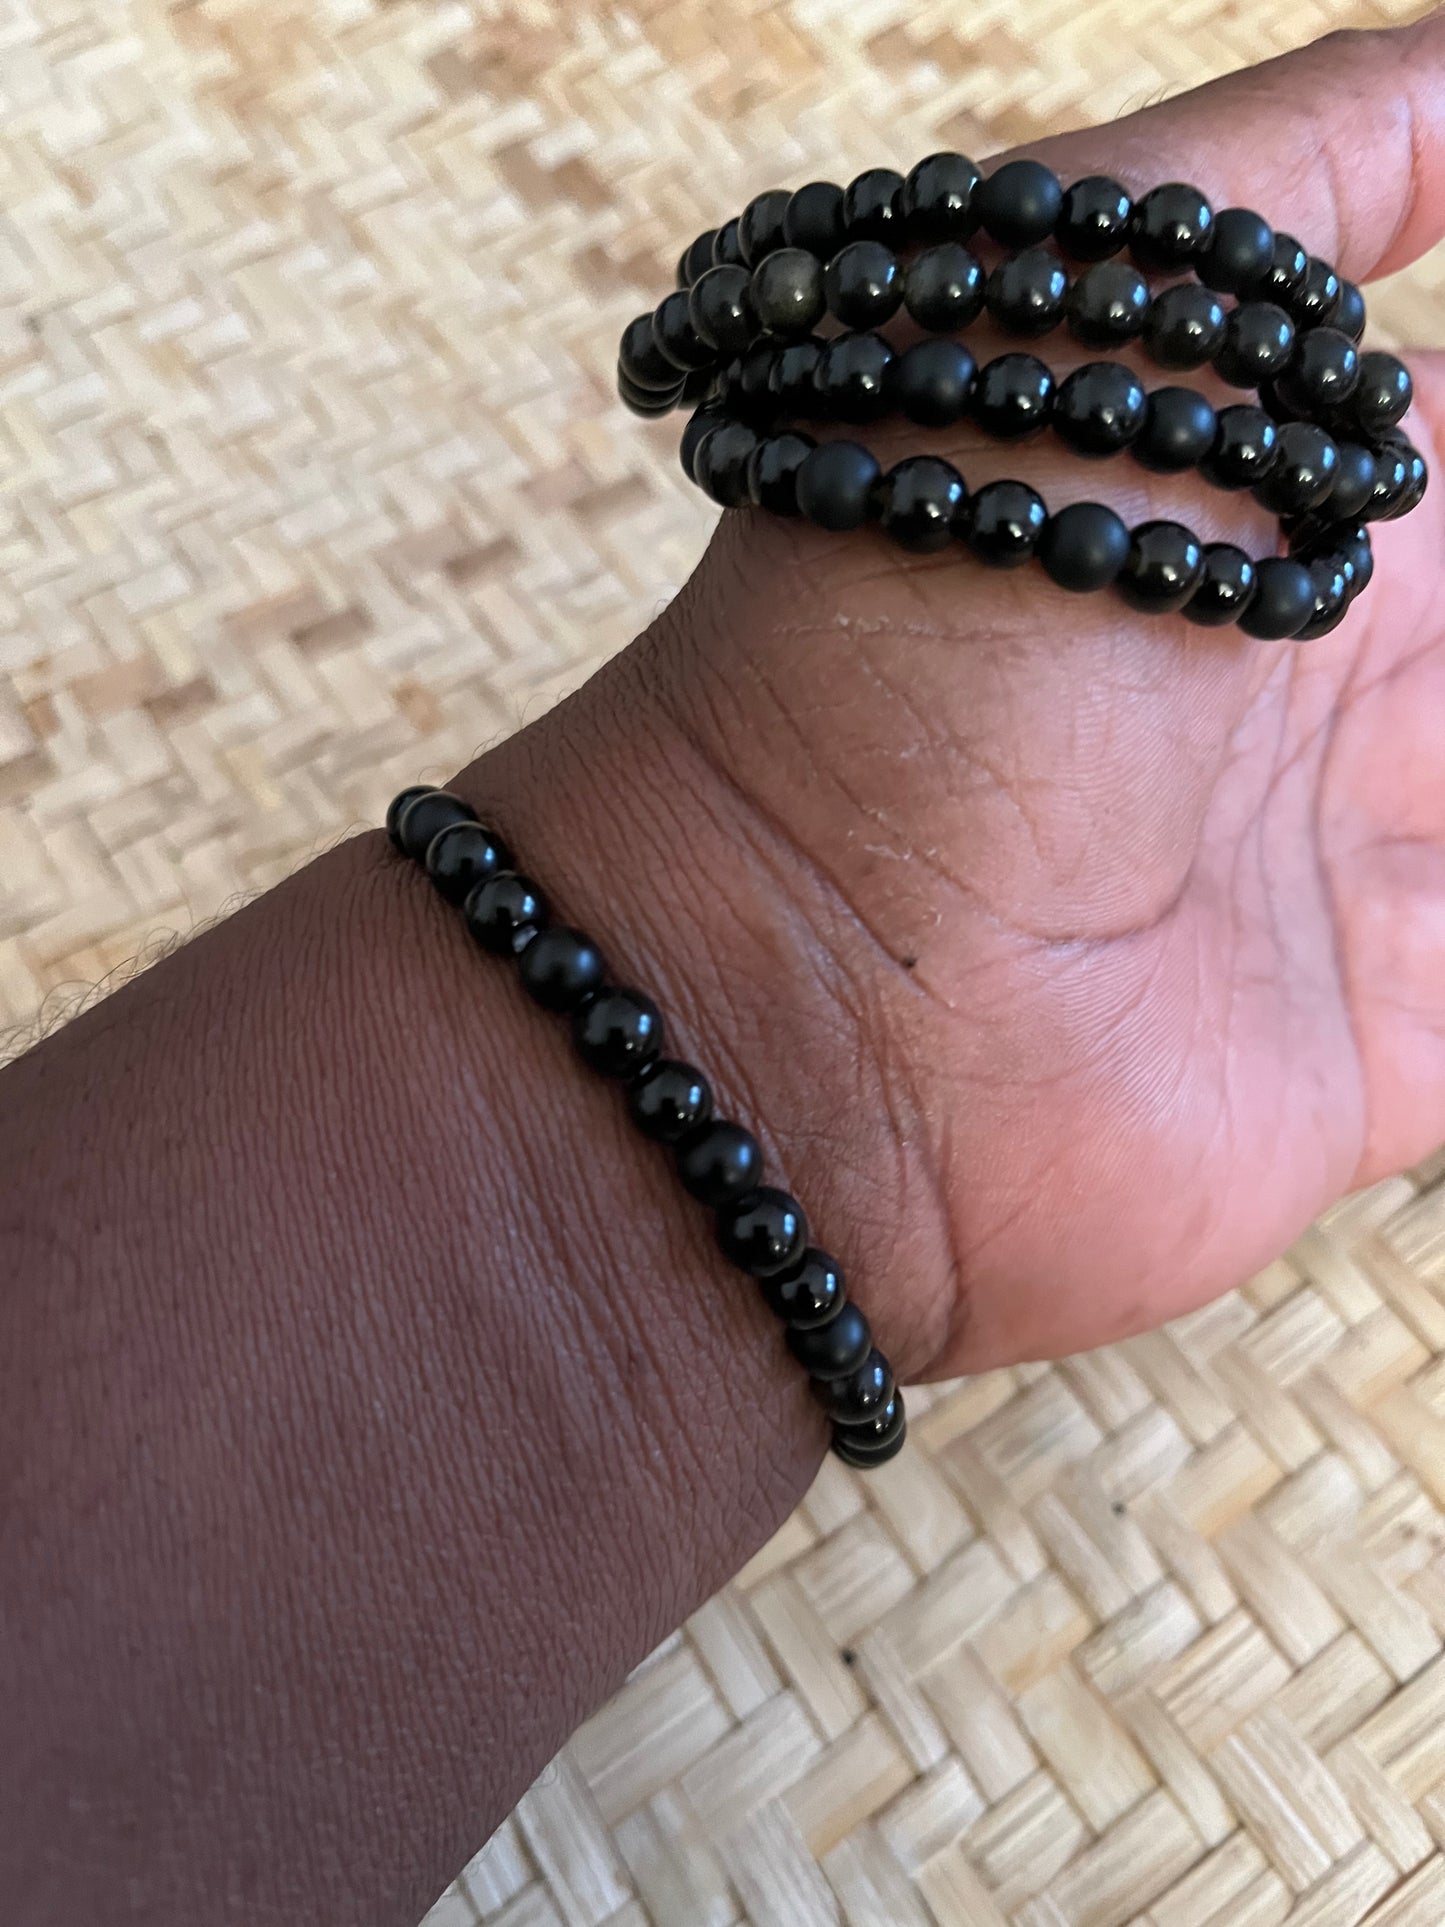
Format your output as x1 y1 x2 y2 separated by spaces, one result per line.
385 785 907 1470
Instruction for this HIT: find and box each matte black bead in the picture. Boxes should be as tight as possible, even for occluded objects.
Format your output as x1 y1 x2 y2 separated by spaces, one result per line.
747 432 816 515
768 337 824 414
386 785 435 853
795 441 882 531
1199 206 1273 294
843 166 905 241
823 239 902 330
1055 174 1132 260
652 289 716 372
902 243 985 332
899 152 981 242
716 1186 809 1278
676 1120 763 1206
518 926 605 1012
832 1394 906 1465
820 1349 895 1425
680 406 725 483
1039 501 1130 592
1352 351 1413 435
783 180 847 258
814 331 894 423
620 312 685 391
1274 326 1359 413
1133 387 1217 473
974 158 1063 247
749 247 827 337
1238 556 1314 640
1183 544 1257 627
712 217 746 268
985 246 1067 337
682 230 720 287
1367 445 1411 521
1214 300 1295 387
1254 421 1339 515
1066 260 1149 347
1143 284 1227 370
972 352 1054 440
693 419 760 507
787 1301 873 1380
688 265 756 355
572 987 663 1078
1290 255 1341 329
1201 404 1279 489
893 339 977 427
878 455 967 553
1053 361 1146 456
1259 231 1308 303
738 189 791 268
1295 555 1351 640
1128 181 1213 271
627 1059 712 1143
465 872 547 953
425 820 512 904
1117 519 1205 613
1335 279 1367 343
966 479 1048 567
397 789 476 863
759 1247 846 1329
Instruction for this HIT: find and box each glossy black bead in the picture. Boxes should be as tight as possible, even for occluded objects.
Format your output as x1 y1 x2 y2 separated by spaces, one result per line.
397 789 476 863
712 217 746 268
1367 445 1411 522
688 265 756 355
759 1247 846 1329
821 1349 895 1425
985 246 1067 338
795 441 882 531
1342 526 1374 594
1274 326 1359 413
1238 556 1314 640
893 339 977 428
843 166 904 241
1117 519 1205 613
738 189 791 268
1393 446 1429 519
572 988 663 1078
787 1300 873 1380
768 337 824 414
878 456 967 553
518 926 605 1012
1053 361 1146 456
1254 421 1339 515
783 180 847 258
1213 300 1295 386
682 230 719 287
1200 405 1279 489
679 366 718 407
386 784 435 853
1199 206 1273 294
693 419 760 507
902 244 985 332
972 353 1054 440
1055 174 1132 260
1128 181 1213 271
465 871 547 953
824 239 902 329
730 342 778 422
680 406 725 483
1352 351 1413 435
620 311 685 391
749 247 826 337
965 479 1048 567
747 432 816 515
899 152 981 242
1183 544 1257 627
1065 260 1149 347
1038 501 1130 592
814 331 894 424
627 1059 712 1143
652 289 716 372
974 158 1063 247
1295 555 1351 640
618 370 683 418
425 820 512 904
1259 232 1308 304
1290 255 1341 329
1133 387 1217 473
716 1186 809 1278
1335 279 1367 343
1143 283 1227 370
676 1119 763 1206
832 1395 907 1465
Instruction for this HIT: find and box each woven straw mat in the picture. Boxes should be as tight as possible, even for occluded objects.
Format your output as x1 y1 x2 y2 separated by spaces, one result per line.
6 4 1445 1925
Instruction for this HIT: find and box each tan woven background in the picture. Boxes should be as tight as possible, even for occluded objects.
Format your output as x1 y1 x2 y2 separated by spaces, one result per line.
7 4 1445 1925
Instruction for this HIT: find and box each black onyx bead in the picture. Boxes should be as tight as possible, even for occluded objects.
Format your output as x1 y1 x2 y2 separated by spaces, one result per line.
974 159 1063 247
814 331 894 423
749 248 826 337
680 406 725 483
572 988 663 1078
787 1301 873 1380
1353 351 1413 435
738 189 791 269
768 338 824 415
843 166 904 241
620 312 684 391
1117 519 1205 613
716 1186 809 1278
1143 284 1227 370
878 456 967 553
1291 256 1341 329
747 432 816 515
1326 441 1377 521
985 246 1067 337
518 927 605 1012
1133 387 1217 474
1201 405 1279 490
693 420 760 507
821 1349 895 1425
683 230 720 287
973 353 1054 440
1238 556 1314 640
1368 446 1411 521
1199 206 1273 295
465 871 547 953
1053 361 1146 456
712 218 746 268
894 339 977 428
397 789 476 863
832 1395 906 1465
783 180 847 258
966 479 1047 567
1055 174 1132 260
676 1120 763 1205
1259 232 1308 303
1183 544 1257 627
899 152 981 241
425 820 512 905
1335 279 1366 343
652 289 715 372
759 1247 846 1329
627 1059 712 1144
824 240 902 330
1066 260 1149 348
1128 182 1213 271
688 265 755 356
795 441 882 531
1254 421 1339 515
1275 326 1359 413
1215 301 1295 387
902 244 985 333
386 784 435 853
1039 501 1130 593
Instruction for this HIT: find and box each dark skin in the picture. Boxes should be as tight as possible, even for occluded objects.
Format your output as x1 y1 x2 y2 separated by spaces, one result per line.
5 23 1445 1925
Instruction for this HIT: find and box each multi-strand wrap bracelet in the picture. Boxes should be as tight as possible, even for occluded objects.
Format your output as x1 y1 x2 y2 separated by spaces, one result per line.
617 157 1426 639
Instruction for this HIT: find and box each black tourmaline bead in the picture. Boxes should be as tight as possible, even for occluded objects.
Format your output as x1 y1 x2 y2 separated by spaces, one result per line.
1352 351 1413 435
1183 544 1257 627
519 927 605 1011
1199 206 1273 294
843 166 905 241
1215 301 1296 387
899 152 981 241
814 331 894 423
425 820 512 904
1238 556 1314 639
974 158 1063 247
1254 421 1339 515
680 406 725 483
693 420 761 506
465 872 547 953
1201 404 1279 489
1133 387 1217 473
1143 284 1228 370
973 353 1054 440
652 289 716 372
1326 441 1378 521
1259 231 1308 304
966 479 1048 567
820 1349 895 1424
747 432 816 515
1116 519 1205 613
683 230 719 286
1053 361 1146 456
1290 256 1341 329
676 1119 763 1205
795 441 882 531
783 180 847 258
893 339 977 427
787 1300 873 1380
1039 501 1130 592
397 789 476 863
716 1186 809 1278
1335 279 1366 343
769 338 824 414
1055 174 1132 260
759 1247 846 1328
627 1059 712 1143
1128 181 1213 270
712 217 746 268
688 265 756 355
985 246 1067 337
832 1395 906 1464
877 456 967 553
1275 326 1359 413
1065 260 1149 347
620 312 686 391
738 189 791 268
572 987 663 1078
749 248 827 337
824 240 902 329
386 784 435 853
903 244 985 332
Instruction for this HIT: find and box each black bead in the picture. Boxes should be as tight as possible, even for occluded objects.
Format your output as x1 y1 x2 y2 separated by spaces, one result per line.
1117 519 1205 613
618 370 683 418
749 247 826 337
1133 387 1217 473
1215 300 1296 387
824 239 902 329
386 784 435 853
1199 206 1273 294
693 420 760 507
680 406 725 483
1055 174 1132 260
716 1186 809 1278
832 1394 907 1465
902 243 985 332
974 158 1063 247
628 1059 713 1143
572 987 663 1077
688 265 756 355
1201 405 1279 490
1143 284 1228 370
1342 526 1374 594
1039 501 1129 592
966 479 1048 567
682 230 720 287
783 180 847 258
1066 260 1149 348
620 312 685 390
1259 232 1308 304
1295 555 1351 640
1053 361 1146 456
1128 182 1213 271
899 152 980 242
972 352 1054 440
397 789 476 863
1275 326 1359 413
1367 445 1411 522
712 217 746 268
465 871 547 954
843 166 904 241
1290 255 1341 329
985 246 1068 337
787 1301 873 1380
1238 556 1314 640
768 337 824 414
759 1247 846 1329
1393 446 1429 519
425 820 512 904
730 343 778 422
1254 421 1339 515
652 289 716 372
1352 351 1413 435
893 339 977 428
878 455 967 553
1335 279 1367 343
676 1119 763 1206
679 366 718 406
518 926 605 1012
821 1349 895 1425
814 331 894 424
1183 544 1257 627
738 189 791 268
747 432 816 515
795 441 882 531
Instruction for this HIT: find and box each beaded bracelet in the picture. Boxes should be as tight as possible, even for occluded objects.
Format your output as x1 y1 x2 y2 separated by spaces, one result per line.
385 785 907 1470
